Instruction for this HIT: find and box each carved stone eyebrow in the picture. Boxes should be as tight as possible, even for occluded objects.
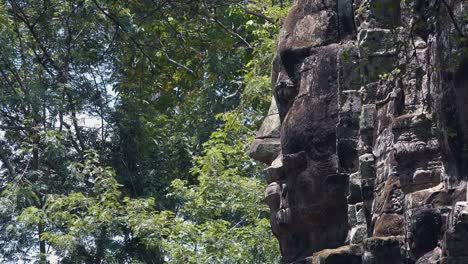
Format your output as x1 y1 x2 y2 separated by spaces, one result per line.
279 46 313 80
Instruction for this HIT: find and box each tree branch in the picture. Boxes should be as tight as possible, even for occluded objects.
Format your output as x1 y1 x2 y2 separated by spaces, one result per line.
9 0 58 76
0 125 26 130
210 18 253 50
242 7 277 25
92 0 197 76
155 37 196 75
62 120 84 155
0 141 16 178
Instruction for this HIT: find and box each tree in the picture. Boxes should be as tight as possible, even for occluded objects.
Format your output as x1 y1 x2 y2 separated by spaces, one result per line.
0 0 116 261
0 0 291 262
162 112 280 263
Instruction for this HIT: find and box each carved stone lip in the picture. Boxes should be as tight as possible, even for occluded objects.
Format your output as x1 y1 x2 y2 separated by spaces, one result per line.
264 182 282 210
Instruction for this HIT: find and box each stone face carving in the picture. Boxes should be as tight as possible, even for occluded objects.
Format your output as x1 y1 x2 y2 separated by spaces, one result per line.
250 0 468 263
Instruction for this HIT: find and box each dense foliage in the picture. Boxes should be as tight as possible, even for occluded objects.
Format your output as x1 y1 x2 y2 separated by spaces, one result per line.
0 0 290 263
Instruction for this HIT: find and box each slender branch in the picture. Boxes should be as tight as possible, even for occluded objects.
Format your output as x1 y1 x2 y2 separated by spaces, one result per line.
0 108 25 127
62 120 84 155
64 91 86 152
0 141 16 178
91 0 196 76
0 54 27 93
0 59 30 114
0 125 26 130
15 157 31 189
102 27 119 58
156 8 187 43
155 37 196 75
9 0 58 76
242 7 276 25
210 18 253 49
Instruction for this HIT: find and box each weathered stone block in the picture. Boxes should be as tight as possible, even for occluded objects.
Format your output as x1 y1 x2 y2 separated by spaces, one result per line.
355 0 401 29
283 151 308 173
391 115 443 194
268 97 279 115
404 185 445 209
338 138 359 173
358 137 373 155
291 0 337 14
358 29 397 56
249 138 281 165
340 90 362 114
256 113 281 138
355 203 367 225
360 56 397 83
360 104 376 132
412 169 442 187
338 44 362 92
251 0 467 263
309 245 363 264
359 154 375 180
361 178 374 200
392 113 433 137
394 145 442 193
348 172 363 204
373 213 404 236
372 175 403 215
441 256 468 264
362 236 404 264
285 9 340 48
276 208 292 226
337 120 360 139
444 202 468 257
361 82 379 104
406 208 442 260
337 0 356 37
349 225 368 244
415 247 442 264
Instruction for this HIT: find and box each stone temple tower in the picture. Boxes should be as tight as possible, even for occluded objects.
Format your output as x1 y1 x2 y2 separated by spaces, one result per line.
250 0 468 263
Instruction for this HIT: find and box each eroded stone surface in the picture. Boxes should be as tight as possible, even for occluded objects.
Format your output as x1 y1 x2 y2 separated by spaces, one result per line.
309 245 363 264
250 0 468 263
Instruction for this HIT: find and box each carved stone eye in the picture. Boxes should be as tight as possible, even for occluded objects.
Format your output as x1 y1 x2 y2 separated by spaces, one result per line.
275 80 298 108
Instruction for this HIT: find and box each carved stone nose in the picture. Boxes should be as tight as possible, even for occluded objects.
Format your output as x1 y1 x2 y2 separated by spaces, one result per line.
250 97 281 165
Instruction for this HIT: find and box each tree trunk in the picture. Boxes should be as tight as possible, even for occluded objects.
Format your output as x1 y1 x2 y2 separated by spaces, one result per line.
38 222 47 263
32 121 46 263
